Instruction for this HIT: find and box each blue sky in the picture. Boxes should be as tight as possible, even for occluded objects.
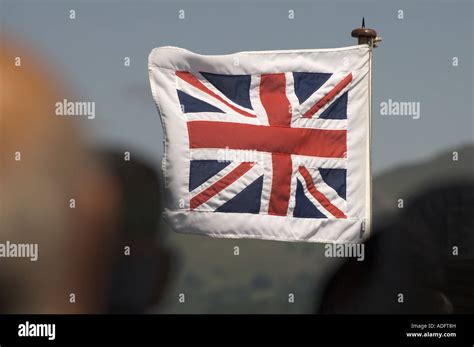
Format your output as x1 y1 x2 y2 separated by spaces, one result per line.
2 0 473 173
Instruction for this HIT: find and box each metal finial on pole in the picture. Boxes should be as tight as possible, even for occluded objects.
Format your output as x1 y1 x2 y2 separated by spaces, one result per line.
351 18 381 47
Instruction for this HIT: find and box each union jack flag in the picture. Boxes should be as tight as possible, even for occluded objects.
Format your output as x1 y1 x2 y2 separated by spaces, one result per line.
149 46 370 242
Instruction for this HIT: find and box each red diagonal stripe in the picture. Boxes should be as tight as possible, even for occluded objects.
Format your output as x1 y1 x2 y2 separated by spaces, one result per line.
190 162 254 210
298 166 347 219
187 121 347 158
176 71 256 118
303 73 352 118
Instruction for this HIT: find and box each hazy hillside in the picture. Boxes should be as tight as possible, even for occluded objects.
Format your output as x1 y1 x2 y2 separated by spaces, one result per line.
373 143 473 218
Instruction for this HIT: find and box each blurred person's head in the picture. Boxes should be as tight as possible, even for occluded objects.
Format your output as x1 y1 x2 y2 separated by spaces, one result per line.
100 150 173 313
317 182 474 314
0 37 118 313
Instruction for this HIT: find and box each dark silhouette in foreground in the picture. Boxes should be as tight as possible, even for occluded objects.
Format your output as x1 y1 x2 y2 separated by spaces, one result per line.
318 182 474 314
0 37 173 314
101 151 174 313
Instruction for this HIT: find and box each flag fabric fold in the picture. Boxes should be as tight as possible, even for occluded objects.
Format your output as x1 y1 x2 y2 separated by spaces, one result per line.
148 45 371 243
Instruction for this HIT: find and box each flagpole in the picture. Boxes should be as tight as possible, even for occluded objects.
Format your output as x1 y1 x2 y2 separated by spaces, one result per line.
351 18 381 240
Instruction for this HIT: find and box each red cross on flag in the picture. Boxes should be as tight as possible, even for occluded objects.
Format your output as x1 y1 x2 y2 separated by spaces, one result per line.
149 45 371 243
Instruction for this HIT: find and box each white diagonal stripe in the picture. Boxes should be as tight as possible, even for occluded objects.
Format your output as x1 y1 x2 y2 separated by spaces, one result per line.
309 167 346 214
196 72 257 116
298 71 352 119
195 163 263 211
177 76 256 120
296 173 332 218
190 160 242 197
